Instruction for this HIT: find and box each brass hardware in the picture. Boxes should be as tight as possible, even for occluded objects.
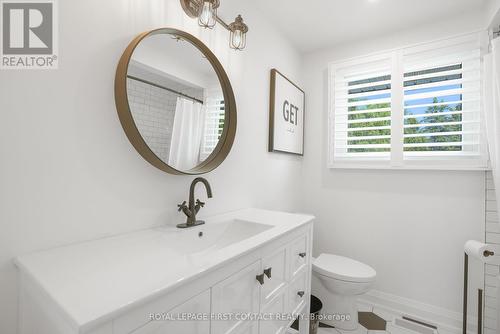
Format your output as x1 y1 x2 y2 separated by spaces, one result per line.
177 178 213 228
228 15 248 50
264 267 272 279
297 291 305 298
115 28 237 175
180 0 201 18
179 0 249 50
176 221 205 229
178 201 188 212
463 253 468 334
483 250 495 257
256 273 265 285
228 15 248 34
298 252 306 258
127 75 204 104
463 253 488 334
478 289 483 334
180 0 220 19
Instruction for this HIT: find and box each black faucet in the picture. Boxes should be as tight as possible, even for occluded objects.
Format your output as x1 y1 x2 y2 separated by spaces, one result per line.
177 178 213 228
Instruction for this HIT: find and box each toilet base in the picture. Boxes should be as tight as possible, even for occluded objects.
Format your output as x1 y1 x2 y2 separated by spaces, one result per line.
320 292 360 330
311 254 376 331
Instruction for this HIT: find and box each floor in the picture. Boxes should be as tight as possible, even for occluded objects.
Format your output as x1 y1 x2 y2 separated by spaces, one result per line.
317 324 419 334
317 314 390 334
315 305 447 334
317 321 439 334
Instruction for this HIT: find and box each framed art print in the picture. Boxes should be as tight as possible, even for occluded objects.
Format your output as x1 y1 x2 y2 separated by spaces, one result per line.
269 69 305 155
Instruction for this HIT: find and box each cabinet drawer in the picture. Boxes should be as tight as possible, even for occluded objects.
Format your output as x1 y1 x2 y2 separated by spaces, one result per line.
211 261 261 334
259 291 288 334
261 246 288 305
131 290 210 334
287 272 307 315
289 235 308 279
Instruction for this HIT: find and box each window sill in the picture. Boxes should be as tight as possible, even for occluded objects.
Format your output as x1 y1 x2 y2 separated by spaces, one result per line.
328 163 490 171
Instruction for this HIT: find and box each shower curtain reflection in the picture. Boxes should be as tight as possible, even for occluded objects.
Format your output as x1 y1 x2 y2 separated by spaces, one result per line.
168 97 206 171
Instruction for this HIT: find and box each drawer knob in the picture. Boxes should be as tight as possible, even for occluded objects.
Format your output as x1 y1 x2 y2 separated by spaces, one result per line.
256 273 265 285
298 252 306 258
264 267 272 279
297 291 305 298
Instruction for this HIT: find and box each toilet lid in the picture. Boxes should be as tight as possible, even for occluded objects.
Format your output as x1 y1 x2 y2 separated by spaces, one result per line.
313 254 376 283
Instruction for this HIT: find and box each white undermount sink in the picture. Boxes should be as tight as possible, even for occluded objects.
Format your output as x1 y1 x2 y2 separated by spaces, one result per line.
168 219 273 255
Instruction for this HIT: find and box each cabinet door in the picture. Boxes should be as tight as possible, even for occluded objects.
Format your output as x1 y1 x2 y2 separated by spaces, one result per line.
289 235 308 279
238 322 259 334
131 290 210 334
259 291 288 334
261 246 288 306
211 261 261 334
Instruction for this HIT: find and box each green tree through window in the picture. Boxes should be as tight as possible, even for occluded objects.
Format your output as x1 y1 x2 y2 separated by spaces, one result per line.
346 64 463 153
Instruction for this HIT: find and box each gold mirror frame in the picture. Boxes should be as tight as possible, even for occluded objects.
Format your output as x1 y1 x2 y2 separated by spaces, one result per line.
115 28 237 175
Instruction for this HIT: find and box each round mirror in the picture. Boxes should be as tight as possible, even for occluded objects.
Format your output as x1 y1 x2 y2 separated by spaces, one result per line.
115 28 236 175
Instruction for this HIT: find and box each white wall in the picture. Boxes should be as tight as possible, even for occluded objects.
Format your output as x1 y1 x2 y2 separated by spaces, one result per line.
302 13 486 315
486 0 500 28
0 1 303 333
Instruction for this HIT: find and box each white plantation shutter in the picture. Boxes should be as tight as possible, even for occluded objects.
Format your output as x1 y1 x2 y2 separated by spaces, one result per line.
402 35 484 162
200 89 225 160
329 33 488 170
330 55 393 163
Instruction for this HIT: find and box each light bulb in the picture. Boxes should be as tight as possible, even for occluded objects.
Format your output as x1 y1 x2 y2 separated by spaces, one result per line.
232 30 242 48
198 1 216 28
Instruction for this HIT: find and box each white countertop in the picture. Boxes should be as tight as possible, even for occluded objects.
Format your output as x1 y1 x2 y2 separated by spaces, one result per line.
14 208 314 331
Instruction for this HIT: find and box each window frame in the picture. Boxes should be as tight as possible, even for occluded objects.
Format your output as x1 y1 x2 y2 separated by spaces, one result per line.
328 33 489 171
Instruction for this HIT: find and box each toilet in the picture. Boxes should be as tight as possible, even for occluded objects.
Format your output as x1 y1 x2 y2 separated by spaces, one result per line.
312 254 376 330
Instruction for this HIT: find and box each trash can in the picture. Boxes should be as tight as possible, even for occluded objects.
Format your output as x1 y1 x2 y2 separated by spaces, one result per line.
309 295 323 334
290 295 323 333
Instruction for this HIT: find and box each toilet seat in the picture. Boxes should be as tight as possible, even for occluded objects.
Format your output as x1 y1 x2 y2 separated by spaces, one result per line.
313 254 376 283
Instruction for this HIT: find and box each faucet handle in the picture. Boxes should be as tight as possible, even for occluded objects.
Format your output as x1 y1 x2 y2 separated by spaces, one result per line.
177 201 188 212
194 199 205 214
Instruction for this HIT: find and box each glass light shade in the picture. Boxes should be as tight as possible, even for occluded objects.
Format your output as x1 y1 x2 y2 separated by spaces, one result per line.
198 1 217 29
228 15 248 50
230 29 246 50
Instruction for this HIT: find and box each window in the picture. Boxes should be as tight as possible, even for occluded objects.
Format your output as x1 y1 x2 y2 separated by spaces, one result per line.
329 33 487 170
200 88 225 160
331 56 393 161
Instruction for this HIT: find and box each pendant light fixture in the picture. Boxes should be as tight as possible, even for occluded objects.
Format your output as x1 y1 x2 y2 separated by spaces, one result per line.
197 0 219 29
228 15 248 50
180 0 249 50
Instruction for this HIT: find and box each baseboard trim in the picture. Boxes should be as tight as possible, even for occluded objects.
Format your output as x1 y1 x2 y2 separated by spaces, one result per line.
358 290 478 334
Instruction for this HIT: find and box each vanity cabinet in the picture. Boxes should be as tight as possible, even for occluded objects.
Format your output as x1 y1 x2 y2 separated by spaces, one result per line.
211 261 262 334
131 290 211 334
261 246 288 305
259 291 288 334
211 235 310 334
16 209 313 334
290 235 308 278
